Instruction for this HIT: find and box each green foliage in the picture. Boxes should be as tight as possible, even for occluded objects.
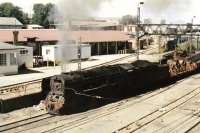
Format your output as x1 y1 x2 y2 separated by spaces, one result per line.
32 3 55 28
0 2 30 24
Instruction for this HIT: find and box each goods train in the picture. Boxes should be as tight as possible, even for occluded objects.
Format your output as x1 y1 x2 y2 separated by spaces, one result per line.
43 52 200 114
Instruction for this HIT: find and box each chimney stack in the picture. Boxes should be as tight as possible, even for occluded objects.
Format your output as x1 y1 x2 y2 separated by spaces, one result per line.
13 31 19 45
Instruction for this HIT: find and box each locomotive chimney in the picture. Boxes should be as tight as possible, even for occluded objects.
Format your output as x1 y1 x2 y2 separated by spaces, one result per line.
13 31 19 45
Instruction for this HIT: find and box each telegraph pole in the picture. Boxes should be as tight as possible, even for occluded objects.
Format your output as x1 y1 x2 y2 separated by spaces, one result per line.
136 2 144 60
78 37 82 71
190 16 196 56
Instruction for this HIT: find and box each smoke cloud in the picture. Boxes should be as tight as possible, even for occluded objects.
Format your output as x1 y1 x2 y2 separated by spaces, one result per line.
51 0 111 72
57 0 111 23
54 0 111 41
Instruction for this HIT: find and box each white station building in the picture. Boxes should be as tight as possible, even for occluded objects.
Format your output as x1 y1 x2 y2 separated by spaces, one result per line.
42 44 91 65
17 46 33 68
0 42 33 76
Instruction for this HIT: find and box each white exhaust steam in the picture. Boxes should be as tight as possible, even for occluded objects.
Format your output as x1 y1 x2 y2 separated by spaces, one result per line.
52 0 111 72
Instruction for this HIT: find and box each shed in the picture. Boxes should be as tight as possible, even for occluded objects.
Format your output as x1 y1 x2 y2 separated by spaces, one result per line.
0 42 20 75
17 46 33 68
0 29 131 56
42 44 91 64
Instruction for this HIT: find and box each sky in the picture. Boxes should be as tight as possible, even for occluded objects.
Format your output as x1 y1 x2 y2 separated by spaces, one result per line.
0 0 199 24
97 0 200 23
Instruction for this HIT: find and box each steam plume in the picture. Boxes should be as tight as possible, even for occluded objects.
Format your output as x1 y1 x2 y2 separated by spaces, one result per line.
57 0 111 24
52 0 111 72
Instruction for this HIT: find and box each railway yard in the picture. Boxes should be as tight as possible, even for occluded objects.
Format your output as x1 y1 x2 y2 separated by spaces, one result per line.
0 72 200 133
0 45 200 133
1 1 200 132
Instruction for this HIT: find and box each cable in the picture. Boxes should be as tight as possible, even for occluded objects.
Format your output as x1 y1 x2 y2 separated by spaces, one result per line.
66 88 119 102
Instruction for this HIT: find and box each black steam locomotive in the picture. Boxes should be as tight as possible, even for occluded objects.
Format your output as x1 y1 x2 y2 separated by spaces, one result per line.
43 60 171 114
43 52 200 114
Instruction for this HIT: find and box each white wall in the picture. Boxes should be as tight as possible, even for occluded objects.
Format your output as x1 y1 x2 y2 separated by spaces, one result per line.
42 44 91 64
17 47 33 68
80 45 91 58
0 50 18 76
0 65 18 76
42 45 56 61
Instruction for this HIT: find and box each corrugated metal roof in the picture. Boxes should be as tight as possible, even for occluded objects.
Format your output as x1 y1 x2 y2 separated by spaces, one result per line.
0 29 130 43
71 20 118 28
0 17 23 26
0 42 21 50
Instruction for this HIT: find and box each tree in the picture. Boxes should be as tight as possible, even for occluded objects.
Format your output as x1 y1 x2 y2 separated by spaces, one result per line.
120 15 137 25
0 2 29 24
32 3 55 28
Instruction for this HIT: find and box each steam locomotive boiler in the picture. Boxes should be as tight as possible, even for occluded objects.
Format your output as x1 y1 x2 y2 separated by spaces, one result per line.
44 60 171 114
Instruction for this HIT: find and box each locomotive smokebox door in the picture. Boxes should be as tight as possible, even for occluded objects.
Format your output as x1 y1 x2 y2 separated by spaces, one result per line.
45 76 66 114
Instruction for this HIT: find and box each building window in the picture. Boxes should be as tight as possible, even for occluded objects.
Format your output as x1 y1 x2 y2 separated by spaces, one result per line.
0 53 7 66
46 49 50 55
10 53 17 65
20 49 28 55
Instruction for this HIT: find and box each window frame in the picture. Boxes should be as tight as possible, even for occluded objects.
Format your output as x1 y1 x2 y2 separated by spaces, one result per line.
46 49 51 55
20 49 29 55
0 53 7 66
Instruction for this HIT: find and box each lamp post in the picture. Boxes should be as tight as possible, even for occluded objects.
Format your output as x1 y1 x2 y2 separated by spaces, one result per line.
191 16 196 24
137 2 144 25
136 2 144 60
78 37 82 71
190 16 196 55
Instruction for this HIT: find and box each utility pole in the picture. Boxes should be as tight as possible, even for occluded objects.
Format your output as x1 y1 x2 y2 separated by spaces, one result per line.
158 35 161 64
77 37 82 71
197 36 199 50
136 2 144 60
190 16 196 55
174 35 181 60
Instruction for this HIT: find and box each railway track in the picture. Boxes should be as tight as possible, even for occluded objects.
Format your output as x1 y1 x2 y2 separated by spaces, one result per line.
115 78 200 133
83 54 136 70
1 75 193 133
83 47 156 70
0 113 52 132
48 78 200 133
185 121 200 133
116 89 200 132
